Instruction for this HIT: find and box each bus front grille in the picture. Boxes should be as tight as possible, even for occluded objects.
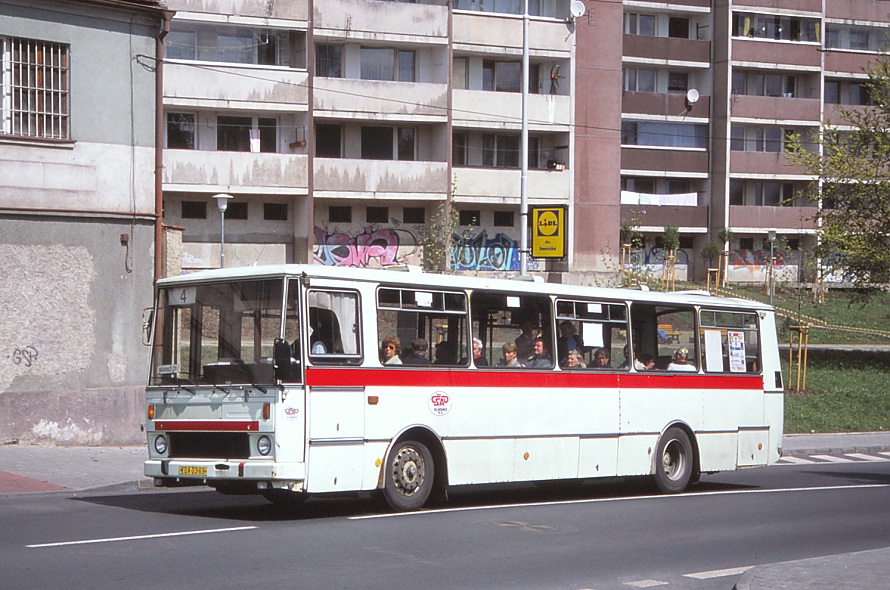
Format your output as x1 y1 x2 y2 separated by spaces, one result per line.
169 432 250 459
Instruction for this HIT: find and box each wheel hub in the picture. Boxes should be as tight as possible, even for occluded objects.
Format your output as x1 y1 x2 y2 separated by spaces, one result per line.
392 446 425 495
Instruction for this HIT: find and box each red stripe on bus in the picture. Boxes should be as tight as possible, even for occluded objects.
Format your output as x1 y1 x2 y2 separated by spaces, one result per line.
304 367 760 390
154 421 260 432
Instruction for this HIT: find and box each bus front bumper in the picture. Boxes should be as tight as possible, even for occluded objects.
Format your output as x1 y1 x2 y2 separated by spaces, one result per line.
144 459 306 490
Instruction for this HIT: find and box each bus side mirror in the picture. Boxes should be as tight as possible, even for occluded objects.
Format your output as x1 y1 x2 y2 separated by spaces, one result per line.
273 338 292 382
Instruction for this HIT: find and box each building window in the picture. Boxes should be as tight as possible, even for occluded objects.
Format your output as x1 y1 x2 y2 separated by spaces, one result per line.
227 201 248 220
329 206 352 223
166 113 196 149
367 206 389 223
361 47 415 82
732 126 785 153
181 201 207 219
732 13 819 43
316 44 342 78
739 237 754 250
217 116 276 152
361 126 414 160
730 181 744 205
482 134 520 168
625 14 656 36
316 123 342 157
453 131 467 166
824 81 840 104
623 67 656 92
453 57 468 90
621 121 707 149
1 37 69 139
166 23 299 67
622 177 656 193
483 60 540 93
668 17 689 39
667 180 689 194
679 236 694 249
264 203 288 221
667 72 689 93
403 207 425 224
494 211 514 227
459 209 480 226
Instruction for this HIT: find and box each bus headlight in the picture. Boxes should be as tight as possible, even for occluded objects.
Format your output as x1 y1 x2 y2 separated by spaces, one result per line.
257 436 272 456
154 435 168 455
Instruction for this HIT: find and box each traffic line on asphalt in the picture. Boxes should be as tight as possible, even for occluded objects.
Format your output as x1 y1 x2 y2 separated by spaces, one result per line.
684 565 753 579
27 526 257 548
776 456 817 465
811 454 856 463
845 453 890 462
623 580 668 588
349 483 890 519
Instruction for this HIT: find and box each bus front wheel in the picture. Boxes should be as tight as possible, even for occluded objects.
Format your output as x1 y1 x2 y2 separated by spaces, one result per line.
654 427 693 494
383 440 434 511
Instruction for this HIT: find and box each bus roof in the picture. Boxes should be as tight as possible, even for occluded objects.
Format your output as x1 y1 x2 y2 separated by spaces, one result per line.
156 265 773 311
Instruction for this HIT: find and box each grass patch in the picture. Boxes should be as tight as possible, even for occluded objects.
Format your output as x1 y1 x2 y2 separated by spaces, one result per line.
784 357 890 433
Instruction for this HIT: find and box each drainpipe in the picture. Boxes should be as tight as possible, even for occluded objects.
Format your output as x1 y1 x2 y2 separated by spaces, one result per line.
154 10 173 284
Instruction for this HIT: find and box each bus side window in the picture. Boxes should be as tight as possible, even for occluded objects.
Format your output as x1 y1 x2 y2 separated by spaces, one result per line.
307 290 361 365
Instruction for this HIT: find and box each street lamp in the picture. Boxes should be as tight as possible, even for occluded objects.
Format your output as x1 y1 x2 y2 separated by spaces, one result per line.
214 193 233 268
768 229 777 306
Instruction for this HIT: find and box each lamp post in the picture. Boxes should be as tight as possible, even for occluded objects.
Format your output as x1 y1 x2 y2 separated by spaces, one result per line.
214 193 233 268
768 229 776 306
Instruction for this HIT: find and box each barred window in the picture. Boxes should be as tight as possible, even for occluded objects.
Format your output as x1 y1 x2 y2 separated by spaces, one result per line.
1 37 70 139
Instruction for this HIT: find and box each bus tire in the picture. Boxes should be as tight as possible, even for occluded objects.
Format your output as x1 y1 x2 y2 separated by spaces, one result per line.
654 427 693 494
383 439 434 511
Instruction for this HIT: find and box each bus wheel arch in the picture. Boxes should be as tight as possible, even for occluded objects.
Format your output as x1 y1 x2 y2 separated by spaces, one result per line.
381 427 447 511
653 423 699 494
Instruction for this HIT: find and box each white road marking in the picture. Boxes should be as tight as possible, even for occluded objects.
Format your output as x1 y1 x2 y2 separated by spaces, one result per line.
880 452 890 458
349 484 889 519
776 456 817 464
684 565 753 579
846 453 890 462
811 454 856 463
27 526 257 548
624 580 668 588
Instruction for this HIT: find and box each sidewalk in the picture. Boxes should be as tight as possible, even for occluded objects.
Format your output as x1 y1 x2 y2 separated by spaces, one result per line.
2 433 889 590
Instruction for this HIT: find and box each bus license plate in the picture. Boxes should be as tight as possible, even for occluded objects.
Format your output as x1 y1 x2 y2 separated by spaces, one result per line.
179 465 207 476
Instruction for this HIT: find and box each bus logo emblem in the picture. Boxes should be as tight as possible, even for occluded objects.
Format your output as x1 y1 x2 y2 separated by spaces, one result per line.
429 391 451 416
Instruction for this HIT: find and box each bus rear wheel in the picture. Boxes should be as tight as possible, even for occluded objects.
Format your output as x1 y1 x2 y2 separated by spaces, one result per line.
383 440 434 512
654 427 693 494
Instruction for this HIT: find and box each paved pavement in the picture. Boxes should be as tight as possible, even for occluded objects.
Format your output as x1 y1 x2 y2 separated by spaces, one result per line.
2 432 889 589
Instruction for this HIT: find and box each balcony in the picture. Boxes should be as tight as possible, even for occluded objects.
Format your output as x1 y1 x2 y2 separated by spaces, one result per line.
623 92 711 118
731 95 820 123
623 35 710 65
824 51 880 76
165 0 308 21
314 0 448 42
621 204 708 230
314 79 448 121
732 39 821 70
621 148 709 176
452 167 571 203
730 151 812 177
452 89 571 130
826 0 890 21
730 205 819 231
163 150 308 194
453 11 573 56
164 62 309 111
313 158 448 199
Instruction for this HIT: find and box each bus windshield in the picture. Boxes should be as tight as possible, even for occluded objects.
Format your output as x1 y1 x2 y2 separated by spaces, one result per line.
149 278 297 386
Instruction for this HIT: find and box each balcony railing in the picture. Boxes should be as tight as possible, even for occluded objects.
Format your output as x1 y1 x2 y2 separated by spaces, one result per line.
163 150 308 194
453 89 571 129
164 62 309 111
315 0 448 40
452 167 571 203
314 79 448 120
313 158 448 198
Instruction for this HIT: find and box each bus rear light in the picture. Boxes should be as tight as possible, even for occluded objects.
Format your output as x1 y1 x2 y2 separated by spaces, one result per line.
147 405 155 420
263 403 271 420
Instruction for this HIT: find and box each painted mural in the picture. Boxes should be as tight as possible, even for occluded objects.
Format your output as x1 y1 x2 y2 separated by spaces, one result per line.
313 223 533 271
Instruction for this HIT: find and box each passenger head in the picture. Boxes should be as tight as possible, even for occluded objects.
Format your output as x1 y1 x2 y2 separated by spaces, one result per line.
674 347 689 361
593 348 611 366
566 349 583 367
381 335 400 360
412 338 429 353
533 337 548 356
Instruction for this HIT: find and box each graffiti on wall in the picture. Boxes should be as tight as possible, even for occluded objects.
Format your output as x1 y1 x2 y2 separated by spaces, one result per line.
314 224 533 271
728 249 786 270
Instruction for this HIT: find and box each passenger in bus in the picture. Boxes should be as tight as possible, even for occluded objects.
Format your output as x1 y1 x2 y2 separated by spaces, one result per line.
514 318 537 360
557 321 583 363
499 342 522 367
667 347 696 371
381 335 402 365
525 337 553 368
617 344 631 369
634 353 655 371
564 349 586 369
591 348 612 368
434 340 457 365
472 338 489 366
402 338 432 365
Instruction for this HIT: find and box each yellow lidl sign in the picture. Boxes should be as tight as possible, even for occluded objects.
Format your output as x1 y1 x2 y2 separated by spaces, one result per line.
531 206 566 259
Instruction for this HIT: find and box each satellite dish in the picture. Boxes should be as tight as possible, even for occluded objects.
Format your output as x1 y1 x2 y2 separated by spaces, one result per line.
685 88 700 105
569 0 586 19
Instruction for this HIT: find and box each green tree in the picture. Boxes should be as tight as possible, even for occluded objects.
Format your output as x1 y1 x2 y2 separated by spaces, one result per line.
787 56 890 296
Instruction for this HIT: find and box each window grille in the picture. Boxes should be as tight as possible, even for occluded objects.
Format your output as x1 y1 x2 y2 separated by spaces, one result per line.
1 37 70 139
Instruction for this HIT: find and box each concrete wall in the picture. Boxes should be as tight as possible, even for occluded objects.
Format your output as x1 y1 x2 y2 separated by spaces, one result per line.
0 0 163 445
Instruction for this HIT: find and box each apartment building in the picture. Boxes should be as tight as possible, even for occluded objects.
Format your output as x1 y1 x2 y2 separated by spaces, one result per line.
0 0 170 445
159 0 887 284
615 0 888 282
160 0 578 277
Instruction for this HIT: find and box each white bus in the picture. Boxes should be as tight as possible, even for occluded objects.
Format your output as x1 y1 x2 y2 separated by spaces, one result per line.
144 264 784 511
